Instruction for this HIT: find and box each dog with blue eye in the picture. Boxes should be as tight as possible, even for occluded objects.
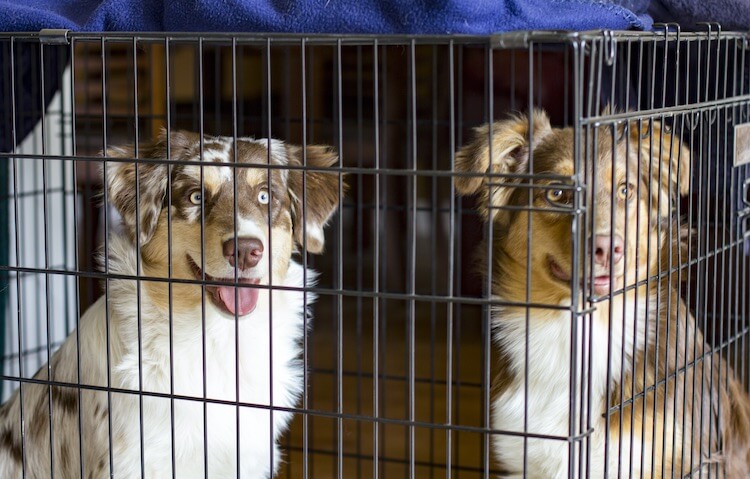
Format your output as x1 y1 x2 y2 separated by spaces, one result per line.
455 111 750 478
0 130 345 478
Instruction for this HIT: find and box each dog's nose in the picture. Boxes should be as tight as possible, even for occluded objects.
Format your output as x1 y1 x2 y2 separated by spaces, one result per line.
223 237 264 270
594 234 624 267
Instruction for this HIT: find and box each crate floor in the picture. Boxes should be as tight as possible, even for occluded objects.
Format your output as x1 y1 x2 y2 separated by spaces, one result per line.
281 299 495 479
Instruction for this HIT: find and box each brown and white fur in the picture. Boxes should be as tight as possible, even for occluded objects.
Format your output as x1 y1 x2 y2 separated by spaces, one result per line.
456 111 750 478
0 130 344 478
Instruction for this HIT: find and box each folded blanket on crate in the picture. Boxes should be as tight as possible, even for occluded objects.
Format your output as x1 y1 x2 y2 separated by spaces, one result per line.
649 0 750 31
2 0 652 33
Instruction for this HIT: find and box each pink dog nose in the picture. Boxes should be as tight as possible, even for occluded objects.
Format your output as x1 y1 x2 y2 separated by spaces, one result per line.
223 237 264 270
594 234 624 267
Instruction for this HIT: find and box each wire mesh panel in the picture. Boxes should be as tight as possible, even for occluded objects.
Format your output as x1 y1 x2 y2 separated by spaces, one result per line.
1 54 77 399
0 28 748 479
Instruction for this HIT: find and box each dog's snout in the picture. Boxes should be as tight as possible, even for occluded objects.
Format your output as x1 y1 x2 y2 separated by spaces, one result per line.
594 234 624 267
223 237 264 270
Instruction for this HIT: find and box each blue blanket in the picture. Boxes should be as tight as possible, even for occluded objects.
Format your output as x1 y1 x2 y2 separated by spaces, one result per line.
2 0 652 33
649 0 750 31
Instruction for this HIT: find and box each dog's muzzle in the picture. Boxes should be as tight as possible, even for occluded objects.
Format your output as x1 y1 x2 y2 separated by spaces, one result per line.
187 249 262 317
223 237 264 270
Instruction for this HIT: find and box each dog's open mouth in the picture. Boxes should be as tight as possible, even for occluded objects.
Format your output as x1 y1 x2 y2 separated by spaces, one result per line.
547 255 623 296
187 255 261 317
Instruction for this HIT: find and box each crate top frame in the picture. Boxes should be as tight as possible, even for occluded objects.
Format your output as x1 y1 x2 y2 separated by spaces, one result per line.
0 27 749 47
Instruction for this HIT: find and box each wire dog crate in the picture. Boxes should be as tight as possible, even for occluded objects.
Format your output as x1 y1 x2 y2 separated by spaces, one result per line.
0 27 749 478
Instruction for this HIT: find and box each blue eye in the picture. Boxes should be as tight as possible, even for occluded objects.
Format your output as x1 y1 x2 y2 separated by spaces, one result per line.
258 189 269 205
189 191 202 205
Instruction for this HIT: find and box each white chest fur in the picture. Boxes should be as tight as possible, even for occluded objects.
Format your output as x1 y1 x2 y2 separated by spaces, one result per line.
99 245 311 479
491 296 648 478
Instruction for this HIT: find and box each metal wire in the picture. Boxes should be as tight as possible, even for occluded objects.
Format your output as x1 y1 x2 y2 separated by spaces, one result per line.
0 29 748 479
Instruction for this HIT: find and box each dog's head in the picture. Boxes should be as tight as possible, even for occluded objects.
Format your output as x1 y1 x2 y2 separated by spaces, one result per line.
105 129 343 317
456 111 690 303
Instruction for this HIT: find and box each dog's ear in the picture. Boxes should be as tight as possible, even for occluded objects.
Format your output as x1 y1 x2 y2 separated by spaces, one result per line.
455 110 552 225
286 144 346 254
105 129 197 246
631 119 691 219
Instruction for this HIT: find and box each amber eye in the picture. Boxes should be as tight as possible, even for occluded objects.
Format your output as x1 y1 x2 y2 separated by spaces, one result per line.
617 182 634 200
189 191 202 205
258 189 270 205
546 187 565 203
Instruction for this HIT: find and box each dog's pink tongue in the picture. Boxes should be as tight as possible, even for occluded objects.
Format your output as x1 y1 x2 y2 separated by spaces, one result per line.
217 285 259 316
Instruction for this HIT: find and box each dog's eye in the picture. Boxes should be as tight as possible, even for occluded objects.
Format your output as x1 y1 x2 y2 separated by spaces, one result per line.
258 189 270 205
189 191 202 205
617 183 634 200
546 188 565 203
